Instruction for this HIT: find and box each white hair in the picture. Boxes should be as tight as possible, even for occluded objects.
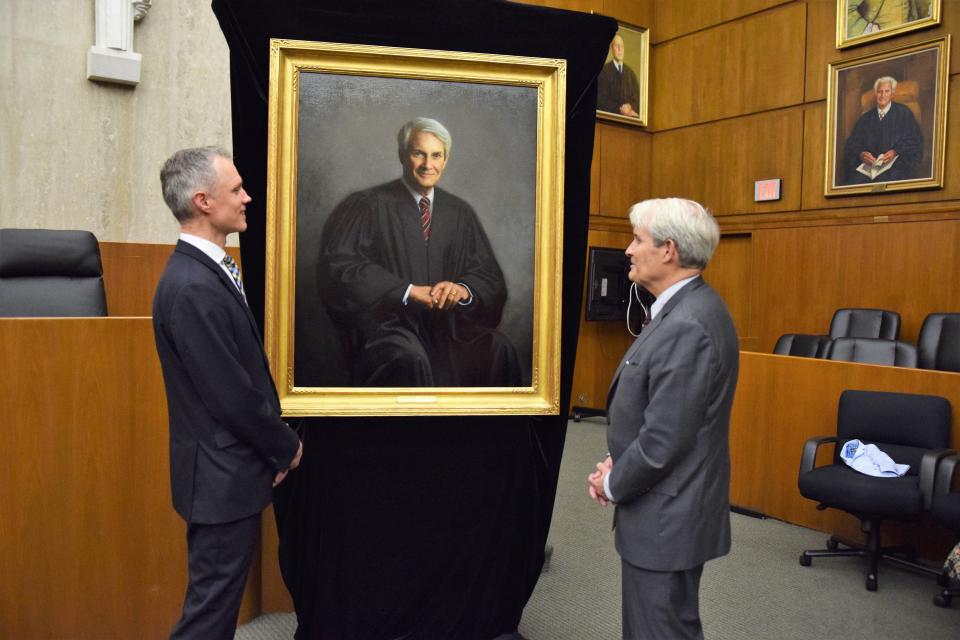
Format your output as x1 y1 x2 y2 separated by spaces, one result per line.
874 76 898 92
397 118 452 159
628 198 720 269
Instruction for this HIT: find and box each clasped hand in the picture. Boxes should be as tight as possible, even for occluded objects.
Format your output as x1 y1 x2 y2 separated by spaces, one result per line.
587 455 613 507
409 281 465 311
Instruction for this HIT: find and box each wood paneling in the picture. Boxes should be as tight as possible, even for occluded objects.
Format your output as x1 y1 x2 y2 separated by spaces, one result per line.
515 0 604 14
602 0 653 27
650 3 806 130
570 227 635 413
100 241 242 317
704 234 754 341
802 77 960 211
805 0 960 103
590 124 602 214
597 123 651 216
0 318 260 638
653 0 792 43
651 108 804 214
731 352 960 559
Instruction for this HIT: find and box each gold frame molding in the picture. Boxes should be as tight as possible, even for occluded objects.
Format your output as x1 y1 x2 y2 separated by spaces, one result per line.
824 36 949 197
595 21 649 127
265 39 565 416
837 0 941 49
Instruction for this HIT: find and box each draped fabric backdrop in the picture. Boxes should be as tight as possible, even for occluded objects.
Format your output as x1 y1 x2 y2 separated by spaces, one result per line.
211 1 615 637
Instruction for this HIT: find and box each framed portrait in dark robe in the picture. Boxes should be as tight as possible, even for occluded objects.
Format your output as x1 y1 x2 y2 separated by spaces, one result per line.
824 37 949 197
596 21 649 127
263 39 565 416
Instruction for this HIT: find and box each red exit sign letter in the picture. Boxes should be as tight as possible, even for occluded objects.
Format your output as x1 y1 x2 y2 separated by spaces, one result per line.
754 178 781 202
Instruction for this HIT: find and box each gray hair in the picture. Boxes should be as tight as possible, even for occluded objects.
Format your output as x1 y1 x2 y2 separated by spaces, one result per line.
628 198 720 270
160 146 231 222
874 76 898 92
397 118 452 159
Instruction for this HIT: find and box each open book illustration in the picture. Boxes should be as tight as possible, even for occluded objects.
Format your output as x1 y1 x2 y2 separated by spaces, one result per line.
856 154 897 180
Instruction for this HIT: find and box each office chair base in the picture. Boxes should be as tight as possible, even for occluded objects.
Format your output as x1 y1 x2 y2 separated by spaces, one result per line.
799 535 938 591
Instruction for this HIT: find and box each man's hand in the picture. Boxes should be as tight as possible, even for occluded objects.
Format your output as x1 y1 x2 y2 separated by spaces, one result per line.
408 285 436 309
859 151 878 165
273 441 303 488
619 103 639 117
879 149 898 164
430 281 466 311
587 456 613 507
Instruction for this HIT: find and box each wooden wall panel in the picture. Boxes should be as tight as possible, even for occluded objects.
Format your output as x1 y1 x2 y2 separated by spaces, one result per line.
590 124 602 215
570 228 636 412
651 108 804 214
805 0 960 103
650 3 806 130
602 0 653 26
597 123 651 216
703 234 755 346
653 0 792 43
515 0 603 13
731 352 960 559
749 218 960 352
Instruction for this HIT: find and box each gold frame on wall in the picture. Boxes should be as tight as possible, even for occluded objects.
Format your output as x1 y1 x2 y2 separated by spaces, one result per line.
264 39 565 416
595 22 649 127
824 36 949 197
837 0 941 49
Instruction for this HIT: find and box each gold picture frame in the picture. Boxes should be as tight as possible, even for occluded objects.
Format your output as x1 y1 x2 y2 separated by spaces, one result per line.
824 36 949 197
838 0 941 49
596 22 649 127
265 39 565 416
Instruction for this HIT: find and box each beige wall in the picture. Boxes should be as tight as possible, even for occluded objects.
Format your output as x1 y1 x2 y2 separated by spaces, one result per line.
0 1 235 244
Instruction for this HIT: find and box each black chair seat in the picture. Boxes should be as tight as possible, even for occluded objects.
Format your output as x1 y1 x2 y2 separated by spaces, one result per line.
932 493 960 532
799 465 923 518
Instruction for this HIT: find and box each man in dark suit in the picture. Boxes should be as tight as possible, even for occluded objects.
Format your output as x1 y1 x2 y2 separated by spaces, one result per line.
588 198 739 639
318 117 521 387
154 146 303 639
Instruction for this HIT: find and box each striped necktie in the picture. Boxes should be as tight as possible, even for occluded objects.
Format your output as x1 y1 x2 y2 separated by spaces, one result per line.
419 196 431 241
221 254 247 303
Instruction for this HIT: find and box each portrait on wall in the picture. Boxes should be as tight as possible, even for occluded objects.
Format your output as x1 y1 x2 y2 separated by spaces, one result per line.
838 0 941 49
824 37 949 197
596 22 649 127
264 40 565 416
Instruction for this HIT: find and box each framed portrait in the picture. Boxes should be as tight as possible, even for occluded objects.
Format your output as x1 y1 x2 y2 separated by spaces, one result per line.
824 36 949 197
838 0 941 49
596 22 649 127
264 39 565 416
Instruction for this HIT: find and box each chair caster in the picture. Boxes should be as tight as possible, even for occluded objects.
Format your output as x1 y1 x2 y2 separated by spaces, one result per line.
799 553 811 567
826 538 839 550
937 572 950 588
934 593 952 608
866 574 878 591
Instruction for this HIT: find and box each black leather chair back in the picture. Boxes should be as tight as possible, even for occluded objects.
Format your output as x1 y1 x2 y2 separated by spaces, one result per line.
0 229 107 317
917 313 960 373
835 390 952 474
773 333 832 358
828 337 917 367
829 308 900 340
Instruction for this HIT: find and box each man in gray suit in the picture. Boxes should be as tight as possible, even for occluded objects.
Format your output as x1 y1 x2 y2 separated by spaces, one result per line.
588 197 739 639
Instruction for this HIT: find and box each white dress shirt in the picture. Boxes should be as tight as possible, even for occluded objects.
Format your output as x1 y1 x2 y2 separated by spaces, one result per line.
179 233 243 295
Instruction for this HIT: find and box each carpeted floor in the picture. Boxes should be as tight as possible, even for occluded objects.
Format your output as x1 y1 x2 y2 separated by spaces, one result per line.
237 417 960 639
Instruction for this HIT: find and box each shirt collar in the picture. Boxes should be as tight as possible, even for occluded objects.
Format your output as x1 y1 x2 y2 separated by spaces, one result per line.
877 103 891 118
180 233 226 265
401 178 434 207
650 274 699 319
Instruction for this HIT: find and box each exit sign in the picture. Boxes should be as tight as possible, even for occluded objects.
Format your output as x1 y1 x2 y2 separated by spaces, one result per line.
754 178 782 202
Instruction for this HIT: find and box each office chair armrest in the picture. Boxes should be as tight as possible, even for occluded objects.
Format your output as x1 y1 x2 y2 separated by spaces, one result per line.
933 453 960 500
799 436 839 476
921 449 957 509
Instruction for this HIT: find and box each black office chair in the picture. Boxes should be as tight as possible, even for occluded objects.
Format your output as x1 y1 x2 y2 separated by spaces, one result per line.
917 313 960 373
773 333 832 358
798 390 953 591
0 228 107 317
830 308 901 340
827 337 917 367
932 453 960 607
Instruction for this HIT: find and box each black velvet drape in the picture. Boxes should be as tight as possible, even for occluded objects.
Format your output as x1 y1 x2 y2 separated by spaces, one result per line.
211 2 615 638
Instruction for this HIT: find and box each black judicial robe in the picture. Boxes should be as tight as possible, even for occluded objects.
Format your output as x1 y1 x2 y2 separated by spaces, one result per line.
842 101 923 185
318 179 521 387
597 60 640 115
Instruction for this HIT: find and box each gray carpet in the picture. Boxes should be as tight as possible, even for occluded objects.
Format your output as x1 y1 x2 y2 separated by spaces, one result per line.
238 417 960 639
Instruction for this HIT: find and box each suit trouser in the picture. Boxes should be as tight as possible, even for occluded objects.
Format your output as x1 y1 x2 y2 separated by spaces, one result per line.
621 559 704 640
171 513 260 640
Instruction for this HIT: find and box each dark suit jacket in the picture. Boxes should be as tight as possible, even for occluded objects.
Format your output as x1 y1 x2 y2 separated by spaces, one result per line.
606 277 739 571
153 240 300 524
597 60 640 115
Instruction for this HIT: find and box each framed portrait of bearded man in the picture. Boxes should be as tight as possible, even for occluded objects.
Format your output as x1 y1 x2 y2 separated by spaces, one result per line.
838 0 941 49
264 39 565 416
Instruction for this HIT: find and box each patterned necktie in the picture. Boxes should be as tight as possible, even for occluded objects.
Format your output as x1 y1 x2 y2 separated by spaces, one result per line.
419 196 431 242
221 254 247 303
878 109 885 120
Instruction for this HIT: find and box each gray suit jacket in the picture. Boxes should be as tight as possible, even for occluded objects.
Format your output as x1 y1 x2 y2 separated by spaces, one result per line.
606 277 739 571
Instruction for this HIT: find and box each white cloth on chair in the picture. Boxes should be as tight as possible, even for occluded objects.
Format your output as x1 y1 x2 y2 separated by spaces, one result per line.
840 439 910 478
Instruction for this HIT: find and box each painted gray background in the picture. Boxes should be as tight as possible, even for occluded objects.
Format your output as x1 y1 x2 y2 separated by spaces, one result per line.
293 72 538 387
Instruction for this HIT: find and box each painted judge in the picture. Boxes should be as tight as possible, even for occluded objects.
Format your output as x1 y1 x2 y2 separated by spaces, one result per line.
597 33 641 118
317 117 521 388
842 75 923 185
